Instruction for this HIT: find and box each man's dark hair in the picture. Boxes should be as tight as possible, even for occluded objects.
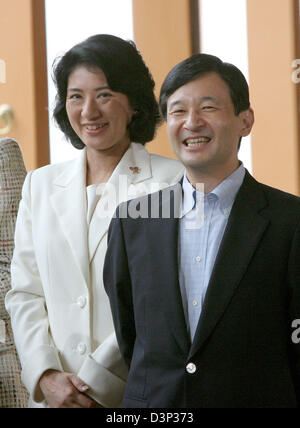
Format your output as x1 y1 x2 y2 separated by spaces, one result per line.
159 53 250 120
52 34 161 149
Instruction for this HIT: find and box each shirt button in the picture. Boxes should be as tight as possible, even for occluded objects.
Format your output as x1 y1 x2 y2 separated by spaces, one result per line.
223 208 229 215
77 343 87 355
195 256 201 262
186 362 197 374
76 296 87 308
192 300 198 307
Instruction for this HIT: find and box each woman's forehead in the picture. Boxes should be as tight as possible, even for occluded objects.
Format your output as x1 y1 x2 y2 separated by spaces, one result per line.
67 66 108 87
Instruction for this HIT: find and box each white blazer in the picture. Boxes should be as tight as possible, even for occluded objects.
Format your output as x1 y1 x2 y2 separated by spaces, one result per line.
5 143 183 407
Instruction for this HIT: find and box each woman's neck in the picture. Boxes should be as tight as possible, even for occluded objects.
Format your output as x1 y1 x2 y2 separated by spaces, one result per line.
85 143 130 186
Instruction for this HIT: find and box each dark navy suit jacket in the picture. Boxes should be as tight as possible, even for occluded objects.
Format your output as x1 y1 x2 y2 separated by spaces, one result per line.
104 171 300 408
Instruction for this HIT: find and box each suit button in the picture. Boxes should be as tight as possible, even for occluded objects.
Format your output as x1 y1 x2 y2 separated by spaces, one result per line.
186 362 196 374
77 343 87 355
76 296 87 308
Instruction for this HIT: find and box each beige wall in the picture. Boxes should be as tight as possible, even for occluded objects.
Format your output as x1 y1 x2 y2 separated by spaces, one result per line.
132 0 194 159
247 0 300 195
0 0 49 170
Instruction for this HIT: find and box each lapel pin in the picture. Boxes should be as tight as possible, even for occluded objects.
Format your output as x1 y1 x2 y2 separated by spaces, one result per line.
129 166 141 174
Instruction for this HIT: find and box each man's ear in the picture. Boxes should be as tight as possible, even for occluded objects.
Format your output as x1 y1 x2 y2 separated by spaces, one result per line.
239 108 254 137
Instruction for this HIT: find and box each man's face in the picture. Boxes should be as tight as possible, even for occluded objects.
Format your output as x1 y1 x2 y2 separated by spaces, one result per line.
166 72 253 178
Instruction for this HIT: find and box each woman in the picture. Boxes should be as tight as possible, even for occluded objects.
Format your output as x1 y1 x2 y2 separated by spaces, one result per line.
0 138 28 407
5 34 183 408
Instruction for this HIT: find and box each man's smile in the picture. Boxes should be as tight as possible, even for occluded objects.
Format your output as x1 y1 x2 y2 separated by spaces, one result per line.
183 136 211 147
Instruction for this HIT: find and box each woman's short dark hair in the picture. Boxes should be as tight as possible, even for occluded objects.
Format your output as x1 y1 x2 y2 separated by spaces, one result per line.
159 53 250 120
52 34 160 149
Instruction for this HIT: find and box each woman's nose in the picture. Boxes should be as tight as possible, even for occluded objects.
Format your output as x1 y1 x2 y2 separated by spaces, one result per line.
81 98 101 120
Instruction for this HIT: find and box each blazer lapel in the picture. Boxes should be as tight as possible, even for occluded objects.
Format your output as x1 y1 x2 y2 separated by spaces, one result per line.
50 150 89 286
88 143 153 263
147 184 190 356
189 172 270 358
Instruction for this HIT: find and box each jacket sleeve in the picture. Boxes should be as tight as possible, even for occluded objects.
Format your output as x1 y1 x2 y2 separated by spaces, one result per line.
103 209 136 369
5 171 63 404
77 331 128 407
287 218 300 404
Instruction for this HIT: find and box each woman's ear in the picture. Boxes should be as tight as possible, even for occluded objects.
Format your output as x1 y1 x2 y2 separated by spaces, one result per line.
240 108 254 137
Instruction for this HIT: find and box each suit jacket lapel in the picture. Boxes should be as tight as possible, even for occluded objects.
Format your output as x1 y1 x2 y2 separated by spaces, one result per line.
50 150 89 287
147 184 190 356
189 172 270 358
88 143 153 263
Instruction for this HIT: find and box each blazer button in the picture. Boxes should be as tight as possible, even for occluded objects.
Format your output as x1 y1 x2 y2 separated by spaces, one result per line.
76 296 87 308
77 343 87 355
186 362 196 374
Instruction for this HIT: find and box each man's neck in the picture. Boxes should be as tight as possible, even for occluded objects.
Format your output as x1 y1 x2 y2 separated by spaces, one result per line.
186 161 240 194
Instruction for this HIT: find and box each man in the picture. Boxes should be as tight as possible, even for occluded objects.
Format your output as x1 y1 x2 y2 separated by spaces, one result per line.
103 54 300 408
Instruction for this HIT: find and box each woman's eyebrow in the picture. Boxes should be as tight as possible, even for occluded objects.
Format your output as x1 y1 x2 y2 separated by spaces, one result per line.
67 86 110 92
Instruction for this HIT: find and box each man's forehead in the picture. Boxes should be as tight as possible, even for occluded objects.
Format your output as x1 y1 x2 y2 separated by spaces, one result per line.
167 73 231 106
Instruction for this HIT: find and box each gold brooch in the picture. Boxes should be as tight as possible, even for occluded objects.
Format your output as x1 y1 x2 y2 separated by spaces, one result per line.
129 166 141 174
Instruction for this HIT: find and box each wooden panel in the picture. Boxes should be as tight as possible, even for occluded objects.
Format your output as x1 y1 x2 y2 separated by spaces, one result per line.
0 0 49 170
247 0 300 195
132 0 195 158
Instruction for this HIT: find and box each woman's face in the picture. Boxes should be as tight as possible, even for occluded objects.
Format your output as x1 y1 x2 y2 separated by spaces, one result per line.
66 65 134 155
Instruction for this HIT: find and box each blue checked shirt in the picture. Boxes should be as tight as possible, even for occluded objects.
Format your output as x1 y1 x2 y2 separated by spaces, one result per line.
178 164 246 341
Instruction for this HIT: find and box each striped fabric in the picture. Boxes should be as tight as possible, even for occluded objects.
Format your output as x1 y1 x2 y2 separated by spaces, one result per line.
0 138 29 408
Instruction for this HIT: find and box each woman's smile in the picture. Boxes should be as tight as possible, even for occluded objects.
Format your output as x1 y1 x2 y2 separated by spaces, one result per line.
83 122 109 135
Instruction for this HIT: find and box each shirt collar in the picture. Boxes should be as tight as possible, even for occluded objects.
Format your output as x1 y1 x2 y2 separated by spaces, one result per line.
181 163 245 217
181 175 197 216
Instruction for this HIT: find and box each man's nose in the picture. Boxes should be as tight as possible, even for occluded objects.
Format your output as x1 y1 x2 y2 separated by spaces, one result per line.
184 110 205 130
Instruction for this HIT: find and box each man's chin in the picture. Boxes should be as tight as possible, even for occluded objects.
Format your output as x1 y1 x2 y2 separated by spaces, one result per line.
183 159 209 171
